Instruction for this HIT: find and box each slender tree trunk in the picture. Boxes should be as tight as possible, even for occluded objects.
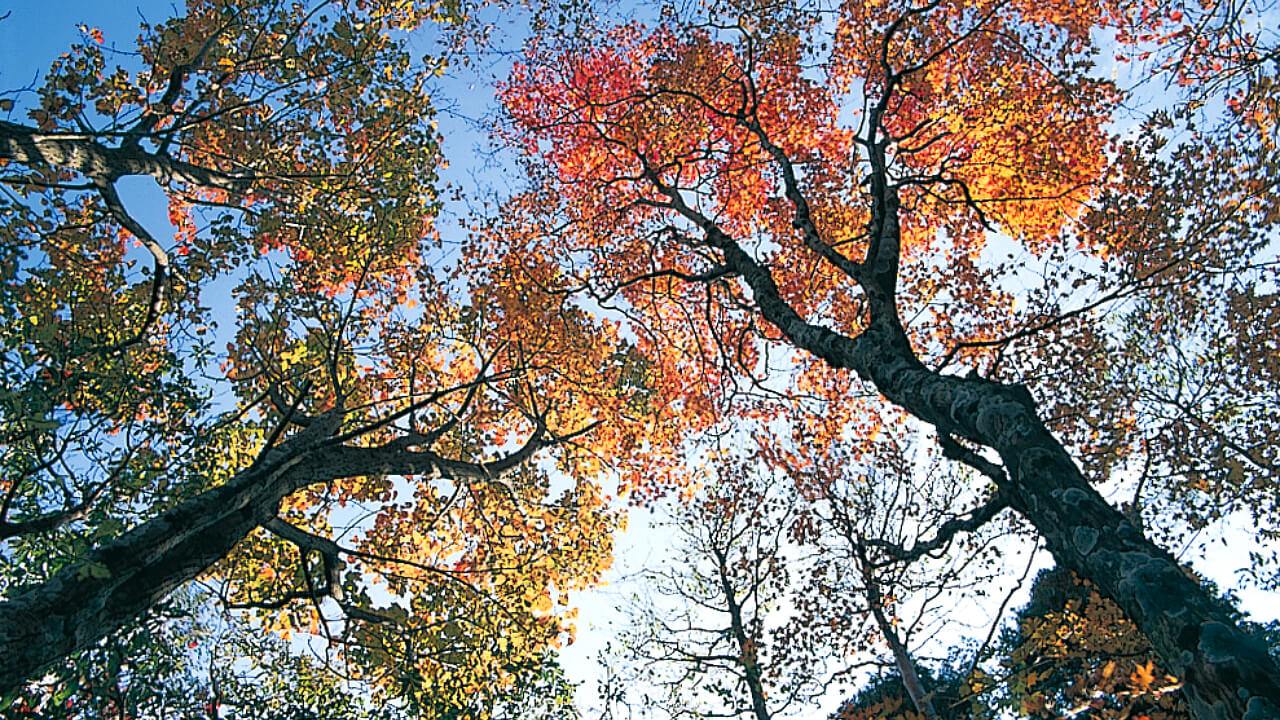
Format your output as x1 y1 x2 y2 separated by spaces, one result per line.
713 551 773 720
886 632 937 720
861 561 938 719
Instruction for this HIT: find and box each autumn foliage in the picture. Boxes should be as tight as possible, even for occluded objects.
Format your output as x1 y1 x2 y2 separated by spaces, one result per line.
3 0 1280 716
0 0 661 713
496 0 1280 715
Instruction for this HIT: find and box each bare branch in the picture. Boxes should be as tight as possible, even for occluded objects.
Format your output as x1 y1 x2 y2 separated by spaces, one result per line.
863 490 1010 565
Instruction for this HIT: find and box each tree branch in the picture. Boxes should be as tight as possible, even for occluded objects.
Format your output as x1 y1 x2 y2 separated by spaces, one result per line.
93 180 169 354
0 121 252 191
863 491 1010 565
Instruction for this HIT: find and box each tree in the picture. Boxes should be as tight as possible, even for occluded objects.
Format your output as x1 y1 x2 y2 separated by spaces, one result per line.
606 435 1007 720
830 665 985 720
603 462 824 720
3 586 421 720
0 0 657 706
786 421 1014 720
990 567 1280 720
6 0 1280 716
497 0 1280 715
2 580 582 719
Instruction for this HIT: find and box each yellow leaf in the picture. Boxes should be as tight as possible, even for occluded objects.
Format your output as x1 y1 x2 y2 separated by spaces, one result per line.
1130 660 1157 692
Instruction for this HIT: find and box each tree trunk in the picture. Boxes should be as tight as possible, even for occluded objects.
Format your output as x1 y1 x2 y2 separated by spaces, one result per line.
0 428 326 690
710 225 1280 718
863 328 1280 719
713 553 773 720
0 415 545 692
861 560 938 719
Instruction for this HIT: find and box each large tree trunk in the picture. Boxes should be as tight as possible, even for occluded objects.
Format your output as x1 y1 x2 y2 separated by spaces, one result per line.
0 415 545 691
0 426 329 690
707 220 1280 718
859 326 1280 719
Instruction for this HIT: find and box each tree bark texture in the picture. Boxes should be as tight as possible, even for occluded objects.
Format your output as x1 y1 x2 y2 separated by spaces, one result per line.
0 121 249 190
705 206 1280 719
0 422 331 690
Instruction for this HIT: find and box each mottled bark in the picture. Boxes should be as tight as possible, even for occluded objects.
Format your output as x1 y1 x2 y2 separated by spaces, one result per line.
709 223 1280 718
1 120 257 353
0 121 250 191
881 618 937 719
0 434 316 690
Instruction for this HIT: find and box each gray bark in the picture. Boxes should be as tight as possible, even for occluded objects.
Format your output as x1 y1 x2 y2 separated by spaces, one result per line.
0 121 250 190
706 218 1280 719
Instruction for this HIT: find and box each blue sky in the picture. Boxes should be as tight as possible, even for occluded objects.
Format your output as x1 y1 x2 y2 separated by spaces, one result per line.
5 3 1278 718
0 4 662 712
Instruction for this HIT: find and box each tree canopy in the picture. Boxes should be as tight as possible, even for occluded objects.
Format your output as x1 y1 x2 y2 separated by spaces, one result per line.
1 0 1278 718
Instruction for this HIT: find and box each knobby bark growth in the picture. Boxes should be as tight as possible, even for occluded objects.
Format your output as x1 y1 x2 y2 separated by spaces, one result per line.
498 3 1280 716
